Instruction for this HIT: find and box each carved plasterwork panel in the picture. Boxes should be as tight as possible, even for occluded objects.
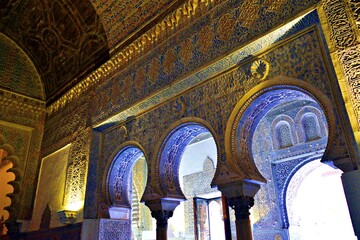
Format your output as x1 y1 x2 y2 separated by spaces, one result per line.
43 97 90 211
349 0 360 30
49 0 320 115
322 0 360 134
0 33 44 100
0 95 45 220
0 121 32 171
64 128 91 206
90 0 179 49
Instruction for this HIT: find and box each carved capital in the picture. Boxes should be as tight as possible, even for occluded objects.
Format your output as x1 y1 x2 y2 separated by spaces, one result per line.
151 210 174 228
227 196 255 220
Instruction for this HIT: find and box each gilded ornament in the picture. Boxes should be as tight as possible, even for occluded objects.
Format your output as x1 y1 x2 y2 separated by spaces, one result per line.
48 0 220 115
148 58 161 83
198 26 213 53
250 59 270 81
163 48 176 75
172 99 186 116
236 0 261 29
217 13 235 42
179 38 193 65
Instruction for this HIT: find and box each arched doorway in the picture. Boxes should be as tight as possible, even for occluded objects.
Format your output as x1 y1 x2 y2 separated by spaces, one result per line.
286 160 356 240
226 80 355 239
155 120 223 239
106 144 150 239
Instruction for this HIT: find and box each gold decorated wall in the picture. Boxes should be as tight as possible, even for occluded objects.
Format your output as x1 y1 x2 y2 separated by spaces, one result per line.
2 0 360 239
318 0 360 153
23 145 71 231
0 32 46 226
84 8 358 225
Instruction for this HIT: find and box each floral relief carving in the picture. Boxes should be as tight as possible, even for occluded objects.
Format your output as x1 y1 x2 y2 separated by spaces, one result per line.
163 48 176 75
217 13 235 42
179 38 194 66
323 0 360 128
197 26 214 53
236 0 261 29
323 0 358 50
148 58 161 84
349 0 360 30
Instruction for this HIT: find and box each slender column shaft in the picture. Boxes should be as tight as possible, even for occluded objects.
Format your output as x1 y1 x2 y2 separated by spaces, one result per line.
227 196 254 240
151 210 173 240
221 195 232 240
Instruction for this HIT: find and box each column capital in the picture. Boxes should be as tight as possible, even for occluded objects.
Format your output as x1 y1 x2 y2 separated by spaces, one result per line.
217 179 261 199
144 197 182 240
151 210 173 229
227 196 254 220
144 197 181 213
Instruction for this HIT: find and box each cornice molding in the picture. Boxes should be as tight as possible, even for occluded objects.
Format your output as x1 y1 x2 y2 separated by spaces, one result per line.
0 88 46 114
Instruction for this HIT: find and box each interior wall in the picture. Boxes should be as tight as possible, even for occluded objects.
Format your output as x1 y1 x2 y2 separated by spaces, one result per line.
22 145 71 232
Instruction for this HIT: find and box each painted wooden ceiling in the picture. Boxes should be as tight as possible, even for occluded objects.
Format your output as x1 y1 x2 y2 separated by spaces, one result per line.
0 0 181 104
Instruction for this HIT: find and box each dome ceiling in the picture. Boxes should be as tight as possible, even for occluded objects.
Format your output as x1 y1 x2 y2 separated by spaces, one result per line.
0 0 181 104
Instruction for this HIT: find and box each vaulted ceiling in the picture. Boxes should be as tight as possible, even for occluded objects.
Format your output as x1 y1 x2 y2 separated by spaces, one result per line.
0 0 182 104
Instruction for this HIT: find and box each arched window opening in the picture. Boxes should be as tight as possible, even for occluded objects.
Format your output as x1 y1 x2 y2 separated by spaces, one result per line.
169 131 223 239
158 123 224 239
245 87 355 240
275 121 294 149
301 113 321 142
107 146 151 239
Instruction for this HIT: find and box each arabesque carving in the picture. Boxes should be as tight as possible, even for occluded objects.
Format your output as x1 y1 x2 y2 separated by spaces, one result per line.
322 0 360 130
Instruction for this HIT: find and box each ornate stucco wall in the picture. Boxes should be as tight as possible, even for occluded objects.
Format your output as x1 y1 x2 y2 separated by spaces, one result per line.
29 2 360 239
0 33 46 225
84 9 356 223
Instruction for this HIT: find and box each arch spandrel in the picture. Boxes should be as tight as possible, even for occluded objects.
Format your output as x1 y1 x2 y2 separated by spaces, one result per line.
225 78 341 184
